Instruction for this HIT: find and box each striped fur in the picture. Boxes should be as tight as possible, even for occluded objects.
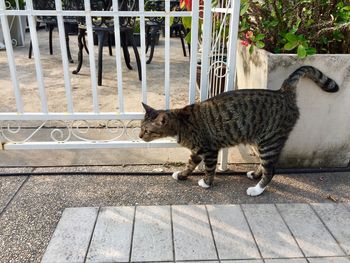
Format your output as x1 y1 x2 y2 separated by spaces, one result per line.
139 66 339 195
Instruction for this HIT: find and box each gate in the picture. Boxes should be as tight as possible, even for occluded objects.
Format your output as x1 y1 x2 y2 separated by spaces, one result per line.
0 0 240 168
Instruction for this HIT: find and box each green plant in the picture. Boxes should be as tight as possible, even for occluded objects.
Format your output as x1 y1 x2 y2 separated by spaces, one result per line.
133 18 140 34
239 0 350 58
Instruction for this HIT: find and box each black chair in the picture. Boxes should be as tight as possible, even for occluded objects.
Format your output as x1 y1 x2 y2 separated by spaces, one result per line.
144 0 187 64
72 0 142 86
29 0 78 63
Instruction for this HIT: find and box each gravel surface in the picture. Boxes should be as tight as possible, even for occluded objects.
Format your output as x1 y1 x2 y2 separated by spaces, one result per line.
0 166 349 263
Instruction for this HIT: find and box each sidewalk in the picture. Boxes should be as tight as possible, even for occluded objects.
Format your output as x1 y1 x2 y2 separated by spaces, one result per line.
1 166 350 263
42 203 350 263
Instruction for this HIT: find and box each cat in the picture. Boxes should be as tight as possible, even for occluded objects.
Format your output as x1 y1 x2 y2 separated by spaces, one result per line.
139 66 339 196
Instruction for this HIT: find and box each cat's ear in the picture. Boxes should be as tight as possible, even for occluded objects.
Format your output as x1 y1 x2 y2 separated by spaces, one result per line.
142 102 155 114
155 112 168 126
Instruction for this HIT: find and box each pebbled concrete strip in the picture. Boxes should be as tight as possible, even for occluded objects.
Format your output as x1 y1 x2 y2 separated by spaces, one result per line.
277 203 345 257
131 206 173 262
0 175 27 214
86 206 134 263
206 204 260 260
311 203 350 255
242 204 303 258
172 205 218 261
41 207 99 263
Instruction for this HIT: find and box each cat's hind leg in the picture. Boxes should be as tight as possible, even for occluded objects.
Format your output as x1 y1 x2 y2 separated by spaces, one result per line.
247 165 263 180
172 153 202 181
198 151 218 188
247 137 286 196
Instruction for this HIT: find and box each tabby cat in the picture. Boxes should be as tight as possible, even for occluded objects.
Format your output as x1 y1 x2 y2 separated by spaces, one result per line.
139 66 339 196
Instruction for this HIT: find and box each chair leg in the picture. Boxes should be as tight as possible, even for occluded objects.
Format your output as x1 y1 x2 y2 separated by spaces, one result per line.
97 30 106 86
127 31 142 81
108 32 113 56
29 40 33 58
121 31 133 70
49 24 54 55
82 30 89 54
178 26 187 57
64 23 74 63
146 32 155 64
72 28 85 74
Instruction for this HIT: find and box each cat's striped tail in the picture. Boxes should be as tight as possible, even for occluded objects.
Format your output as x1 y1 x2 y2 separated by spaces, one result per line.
281 66 339 93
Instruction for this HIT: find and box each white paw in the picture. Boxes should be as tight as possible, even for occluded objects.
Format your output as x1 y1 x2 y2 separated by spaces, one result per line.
246 184 265 196
172 171 180 180
198 179 210 188
247 171 255 180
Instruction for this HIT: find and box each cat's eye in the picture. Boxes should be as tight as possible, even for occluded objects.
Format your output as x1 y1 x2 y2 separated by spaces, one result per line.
144 130 151 134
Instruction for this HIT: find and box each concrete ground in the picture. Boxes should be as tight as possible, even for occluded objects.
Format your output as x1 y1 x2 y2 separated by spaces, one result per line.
1 165 350 263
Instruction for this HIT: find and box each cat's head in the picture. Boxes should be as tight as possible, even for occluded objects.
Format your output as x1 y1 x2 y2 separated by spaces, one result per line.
139 103 174 142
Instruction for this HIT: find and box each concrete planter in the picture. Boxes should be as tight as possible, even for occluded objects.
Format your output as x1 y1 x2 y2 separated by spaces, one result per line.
0 15 26 48
235 43 350 168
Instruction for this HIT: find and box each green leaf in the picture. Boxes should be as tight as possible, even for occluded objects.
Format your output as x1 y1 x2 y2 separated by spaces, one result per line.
285 33 299 42
343 6 350 11
297 45 307 58
256 41 265 48
184 32 191 45
255 34 265 41
249 45 254 54
240 2 249 16
305 47 316 55
284 41 299 50
182 17 192 30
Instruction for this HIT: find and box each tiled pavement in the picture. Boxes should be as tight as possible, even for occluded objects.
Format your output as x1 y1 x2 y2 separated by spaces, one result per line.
41 203 350 263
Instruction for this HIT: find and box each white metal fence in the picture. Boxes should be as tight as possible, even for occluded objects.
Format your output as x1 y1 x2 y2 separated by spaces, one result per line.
0 0 240 167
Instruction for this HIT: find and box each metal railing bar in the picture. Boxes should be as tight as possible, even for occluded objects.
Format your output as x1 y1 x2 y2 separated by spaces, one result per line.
188 0 199 104
0 112 145 120
0 10 192 17
139 0 148 104
200 0 212 101
112 0 124 113
54 0 74 113
3 140 179 150
84 0 99 113
164 0 170 109
26 0 48 113
0 0 23 113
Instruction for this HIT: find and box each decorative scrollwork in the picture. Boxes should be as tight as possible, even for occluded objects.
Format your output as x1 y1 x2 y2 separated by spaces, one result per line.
0 119 142 144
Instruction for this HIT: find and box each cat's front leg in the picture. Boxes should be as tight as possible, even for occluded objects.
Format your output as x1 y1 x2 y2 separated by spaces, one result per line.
198 151 218 188
172 153 202 181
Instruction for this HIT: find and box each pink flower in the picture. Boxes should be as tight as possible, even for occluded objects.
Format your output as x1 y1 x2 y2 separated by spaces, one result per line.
245 31 253 39
241 40 249 46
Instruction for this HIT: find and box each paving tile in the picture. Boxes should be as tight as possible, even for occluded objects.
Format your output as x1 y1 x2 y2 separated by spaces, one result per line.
172 205 217 261
264 259 307 263
131 206 173 262
219 260 263 263
311 203 350 255
307 257 350 263
206 204 260 260
277 204 345 257
85 206 134 263
241 204 303 258
41 207 98 263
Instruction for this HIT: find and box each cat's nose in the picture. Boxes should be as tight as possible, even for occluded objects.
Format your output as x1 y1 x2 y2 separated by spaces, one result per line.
139 131 144 138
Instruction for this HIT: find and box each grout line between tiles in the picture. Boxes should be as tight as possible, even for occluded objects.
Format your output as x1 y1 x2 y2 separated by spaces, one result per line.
205 205 220 262
274 204 308 262
308 203 348 256
83 206 101 263
239 204 265 263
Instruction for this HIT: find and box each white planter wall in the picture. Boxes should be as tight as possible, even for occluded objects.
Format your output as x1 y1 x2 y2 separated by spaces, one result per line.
235 43 350 167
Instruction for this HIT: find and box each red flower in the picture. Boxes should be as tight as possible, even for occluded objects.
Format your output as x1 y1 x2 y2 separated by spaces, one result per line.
180 0 192 11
